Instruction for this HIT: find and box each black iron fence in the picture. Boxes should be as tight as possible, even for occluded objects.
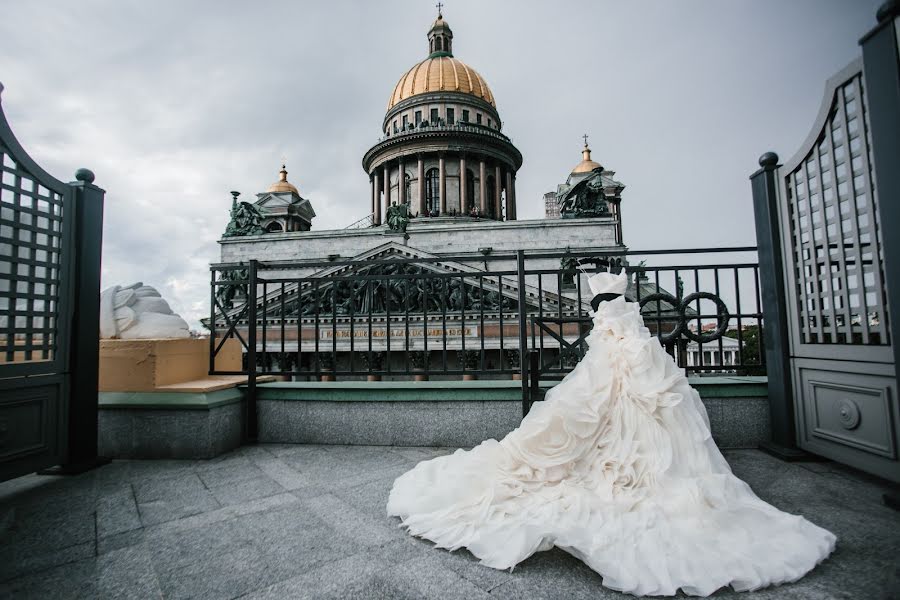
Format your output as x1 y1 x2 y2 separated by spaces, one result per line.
208 247 764 405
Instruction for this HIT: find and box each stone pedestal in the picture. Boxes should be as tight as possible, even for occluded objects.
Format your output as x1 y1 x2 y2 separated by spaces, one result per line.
98 338 248 459
99 338 241 391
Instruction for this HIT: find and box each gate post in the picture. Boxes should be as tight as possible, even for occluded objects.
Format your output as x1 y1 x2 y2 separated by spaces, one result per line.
516 250 529 416
245 259 259 443
62 168 107 471
750 153 803 460
861 1 900 386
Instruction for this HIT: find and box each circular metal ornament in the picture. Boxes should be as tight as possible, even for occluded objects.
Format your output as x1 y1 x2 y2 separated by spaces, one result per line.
638 292 685 344
838 399 861 430
681 292 731 344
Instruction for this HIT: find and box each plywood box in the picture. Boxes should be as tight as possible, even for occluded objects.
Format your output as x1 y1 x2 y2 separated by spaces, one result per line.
99 338 241 392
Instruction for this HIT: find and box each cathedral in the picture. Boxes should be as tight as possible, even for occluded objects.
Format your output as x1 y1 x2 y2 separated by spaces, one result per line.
214 10 631 370
222 10 626 252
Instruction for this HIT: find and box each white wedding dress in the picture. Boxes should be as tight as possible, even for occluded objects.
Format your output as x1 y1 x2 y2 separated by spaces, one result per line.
387 271 835 597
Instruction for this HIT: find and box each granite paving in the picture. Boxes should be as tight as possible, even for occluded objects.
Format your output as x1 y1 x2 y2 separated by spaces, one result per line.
0 445 898 599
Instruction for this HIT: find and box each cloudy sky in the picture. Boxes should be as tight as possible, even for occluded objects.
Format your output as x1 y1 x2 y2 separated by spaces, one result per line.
0 0 881 328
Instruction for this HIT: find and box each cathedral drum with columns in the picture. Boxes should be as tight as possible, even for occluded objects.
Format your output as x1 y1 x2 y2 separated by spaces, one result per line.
363 12 522 223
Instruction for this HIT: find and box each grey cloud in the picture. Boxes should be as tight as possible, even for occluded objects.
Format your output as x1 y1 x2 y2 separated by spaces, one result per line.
0 0 881 328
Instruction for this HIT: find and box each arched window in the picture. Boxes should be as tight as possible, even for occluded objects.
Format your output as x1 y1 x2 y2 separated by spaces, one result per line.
435 37 443 52
425 168 440 215
266 221 283 233
465 169 476 213
486 175 496 219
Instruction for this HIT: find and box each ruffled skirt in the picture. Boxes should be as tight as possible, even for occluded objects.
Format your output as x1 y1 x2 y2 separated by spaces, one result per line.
387 301 835 596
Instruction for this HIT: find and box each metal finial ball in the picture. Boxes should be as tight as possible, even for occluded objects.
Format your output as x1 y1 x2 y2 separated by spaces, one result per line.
74 168 95 183
758 152 779 167
877 0 898 22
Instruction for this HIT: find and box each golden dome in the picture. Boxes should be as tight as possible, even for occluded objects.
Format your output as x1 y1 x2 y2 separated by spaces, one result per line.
388 56 495 110
572 145 603 174
267 164 299 195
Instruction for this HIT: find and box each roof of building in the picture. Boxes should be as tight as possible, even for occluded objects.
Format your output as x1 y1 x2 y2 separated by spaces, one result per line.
266 165 299 195
387 16 495 110
571 144 603 174
388 56 495 110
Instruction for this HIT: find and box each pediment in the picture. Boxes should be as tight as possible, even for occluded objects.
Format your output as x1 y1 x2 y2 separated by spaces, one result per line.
255 192 295 208
221 242 583 323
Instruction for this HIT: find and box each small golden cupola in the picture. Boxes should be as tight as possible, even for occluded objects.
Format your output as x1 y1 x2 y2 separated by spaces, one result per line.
267 164 300 195
428 8 453 57
571 136 603 174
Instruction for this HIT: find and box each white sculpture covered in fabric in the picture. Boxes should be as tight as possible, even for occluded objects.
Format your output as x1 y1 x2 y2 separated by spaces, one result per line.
388 270 835 597
99 282 190 339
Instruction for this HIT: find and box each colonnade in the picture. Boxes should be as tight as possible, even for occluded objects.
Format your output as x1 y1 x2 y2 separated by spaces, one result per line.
370 153 517 225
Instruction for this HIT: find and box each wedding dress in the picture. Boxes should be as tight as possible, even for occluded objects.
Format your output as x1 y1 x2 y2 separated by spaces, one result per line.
387 271 835 597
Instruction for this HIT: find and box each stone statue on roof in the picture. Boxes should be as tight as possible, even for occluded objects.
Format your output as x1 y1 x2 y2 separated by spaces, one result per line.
558 167 612 219
386 201 411 233
224 192 266 237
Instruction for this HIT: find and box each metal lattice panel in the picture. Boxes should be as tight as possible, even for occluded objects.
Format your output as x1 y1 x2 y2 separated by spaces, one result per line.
0 150 65 363
784 72 889 345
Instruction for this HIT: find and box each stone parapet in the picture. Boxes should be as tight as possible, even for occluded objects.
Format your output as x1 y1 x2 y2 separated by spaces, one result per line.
253 378 770 449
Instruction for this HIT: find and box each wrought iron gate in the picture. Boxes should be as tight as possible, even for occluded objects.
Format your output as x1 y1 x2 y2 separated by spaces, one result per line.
752 6 900 483
0 84 105 481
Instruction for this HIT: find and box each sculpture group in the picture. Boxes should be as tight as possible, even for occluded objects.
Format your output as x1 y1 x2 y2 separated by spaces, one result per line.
557 167 612 218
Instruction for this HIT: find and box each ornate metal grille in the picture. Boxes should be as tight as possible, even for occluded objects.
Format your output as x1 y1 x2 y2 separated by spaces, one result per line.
783 71 889 345
0 150 66 363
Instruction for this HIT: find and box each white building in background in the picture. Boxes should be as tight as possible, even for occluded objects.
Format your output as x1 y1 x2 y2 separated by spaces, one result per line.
685 335 741 370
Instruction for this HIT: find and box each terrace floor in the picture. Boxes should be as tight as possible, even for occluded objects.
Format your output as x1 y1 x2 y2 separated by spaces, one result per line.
1 445 898 600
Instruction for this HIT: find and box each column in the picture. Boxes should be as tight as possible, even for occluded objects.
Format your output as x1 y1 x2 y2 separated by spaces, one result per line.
383 163 391 216
417 154 425 215
615 200 623 243
459 155 467 213
373 170 382 225
438 154 446 215
398 158 406 205
494 164 502 220
370 173 376 224
505 170 513 222
479 158 487 215
508 173 517 220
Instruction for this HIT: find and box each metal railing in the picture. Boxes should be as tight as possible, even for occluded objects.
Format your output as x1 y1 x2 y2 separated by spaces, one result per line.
208 247 764 419
342 213 375 230
376 121 514 145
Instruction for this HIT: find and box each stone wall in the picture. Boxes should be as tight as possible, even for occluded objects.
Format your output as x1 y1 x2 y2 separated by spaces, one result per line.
254 379 771 449
218 217 621 265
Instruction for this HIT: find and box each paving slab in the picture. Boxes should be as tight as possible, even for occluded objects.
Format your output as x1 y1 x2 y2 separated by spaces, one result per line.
0 445 897 599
